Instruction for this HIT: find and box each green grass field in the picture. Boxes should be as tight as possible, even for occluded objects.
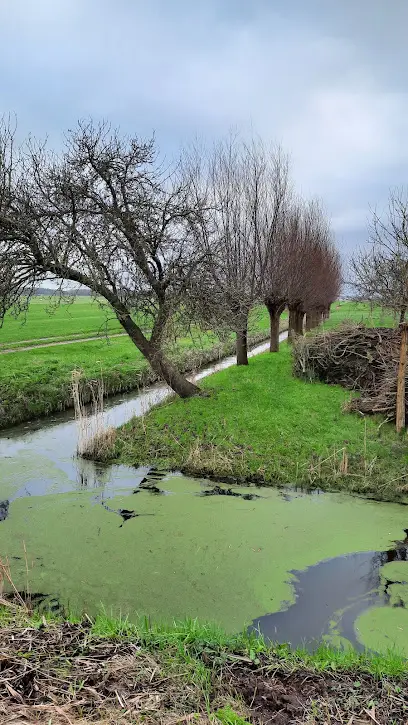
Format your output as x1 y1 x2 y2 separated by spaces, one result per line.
0 303 278 428
113 302 407 501
0 300 396 431
0 296 124 347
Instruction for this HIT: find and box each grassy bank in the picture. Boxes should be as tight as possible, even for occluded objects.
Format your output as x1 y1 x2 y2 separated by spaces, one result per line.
1 606 407 724
0 307 281 430
113 303 408 502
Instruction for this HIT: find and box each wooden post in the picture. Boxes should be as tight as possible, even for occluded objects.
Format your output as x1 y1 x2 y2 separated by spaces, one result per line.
396 322 408 433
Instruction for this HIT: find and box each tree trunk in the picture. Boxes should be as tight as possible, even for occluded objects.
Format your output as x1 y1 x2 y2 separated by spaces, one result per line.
396 323 408 432
295 309 304 335
265 300 285 352
288 307 296 342
236 328 248 365
288 305 304 340
117 311 200 398
400 306 407 324
288 307 296 343
305 309 319 331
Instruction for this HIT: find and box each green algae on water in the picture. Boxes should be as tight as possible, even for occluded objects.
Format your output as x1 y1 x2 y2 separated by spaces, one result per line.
355 606 408 656
380 561 408 585
1 475 408 650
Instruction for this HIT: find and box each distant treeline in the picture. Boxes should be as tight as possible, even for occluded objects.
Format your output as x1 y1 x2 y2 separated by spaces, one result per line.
34 288 91 296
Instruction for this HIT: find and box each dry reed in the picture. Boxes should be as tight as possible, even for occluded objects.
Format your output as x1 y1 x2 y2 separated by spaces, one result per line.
71 370 116 459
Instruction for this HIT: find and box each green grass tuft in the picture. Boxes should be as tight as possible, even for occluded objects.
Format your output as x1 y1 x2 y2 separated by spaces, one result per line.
214 706 251 725
3 605 408 678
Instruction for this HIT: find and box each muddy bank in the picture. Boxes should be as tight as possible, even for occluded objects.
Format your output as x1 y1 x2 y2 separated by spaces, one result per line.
233 665 407 724
0 616 406 725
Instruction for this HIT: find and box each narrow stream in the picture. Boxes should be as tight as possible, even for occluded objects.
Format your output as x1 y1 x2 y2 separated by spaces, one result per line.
1 330 408 655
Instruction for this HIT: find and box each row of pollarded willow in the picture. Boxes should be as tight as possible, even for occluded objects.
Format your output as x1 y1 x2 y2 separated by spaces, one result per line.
186 137 341 361
0 120 341 399
264 198 341 349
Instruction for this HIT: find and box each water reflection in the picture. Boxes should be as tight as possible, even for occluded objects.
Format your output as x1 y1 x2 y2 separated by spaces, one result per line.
251 535 408 650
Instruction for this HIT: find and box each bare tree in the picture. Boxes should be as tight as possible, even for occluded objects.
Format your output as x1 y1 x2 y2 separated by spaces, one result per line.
351 189 408 323
302 203 342 329
285 200 340 339
259 151 291 352
304 237 342 329
191 137 290 364
0 120 209 398
284 201 309 339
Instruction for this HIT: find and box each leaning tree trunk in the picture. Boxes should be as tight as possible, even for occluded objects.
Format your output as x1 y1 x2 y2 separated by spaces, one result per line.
117 311 200 398
265 300 285 352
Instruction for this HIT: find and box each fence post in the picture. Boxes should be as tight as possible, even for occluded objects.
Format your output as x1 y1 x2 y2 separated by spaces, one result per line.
396 322 408 433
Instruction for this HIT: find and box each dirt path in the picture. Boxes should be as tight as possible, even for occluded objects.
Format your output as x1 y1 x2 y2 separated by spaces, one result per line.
0 332 127 354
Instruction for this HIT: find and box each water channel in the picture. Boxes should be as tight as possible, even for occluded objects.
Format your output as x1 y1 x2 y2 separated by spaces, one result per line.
1 333 408 655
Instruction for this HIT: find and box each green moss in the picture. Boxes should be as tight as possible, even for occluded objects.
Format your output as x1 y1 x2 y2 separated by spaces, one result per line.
387 583 408 608
379 561 408 608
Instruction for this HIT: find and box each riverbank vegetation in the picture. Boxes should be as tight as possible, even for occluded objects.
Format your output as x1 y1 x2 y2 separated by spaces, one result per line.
112 303 408 502
0 308 285 430
0 604 407 724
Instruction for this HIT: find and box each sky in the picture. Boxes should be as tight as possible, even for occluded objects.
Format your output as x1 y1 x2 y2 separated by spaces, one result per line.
1 0 407 268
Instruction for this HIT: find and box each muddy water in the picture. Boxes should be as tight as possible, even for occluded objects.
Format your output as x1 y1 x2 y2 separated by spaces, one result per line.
1 332 408 654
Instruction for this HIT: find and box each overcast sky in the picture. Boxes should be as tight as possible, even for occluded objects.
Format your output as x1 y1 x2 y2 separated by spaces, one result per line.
1 0 407 262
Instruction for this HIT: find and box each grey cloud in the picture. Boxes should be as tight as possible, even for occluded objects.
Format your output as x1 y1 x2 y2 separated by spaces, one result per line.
1 0 407 257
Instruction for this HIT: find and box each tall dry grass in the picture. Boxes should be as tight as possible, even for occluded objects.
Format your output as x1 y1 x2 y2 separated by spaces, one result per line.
71 370 116 460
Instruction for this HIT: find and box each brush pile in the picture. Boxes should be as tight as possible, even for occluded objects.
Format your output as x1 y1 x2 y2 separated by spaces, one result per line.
292 323 404 420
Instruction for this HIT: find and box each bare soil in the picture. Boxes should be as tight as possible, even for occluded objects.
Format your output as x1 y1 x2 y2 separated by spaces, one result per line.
0 618 407 724
231 666 407 725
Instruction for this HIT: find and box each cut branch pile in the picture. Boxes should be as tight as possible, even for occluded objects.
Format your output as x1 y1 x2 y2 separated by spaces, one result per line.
292 324 405 420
